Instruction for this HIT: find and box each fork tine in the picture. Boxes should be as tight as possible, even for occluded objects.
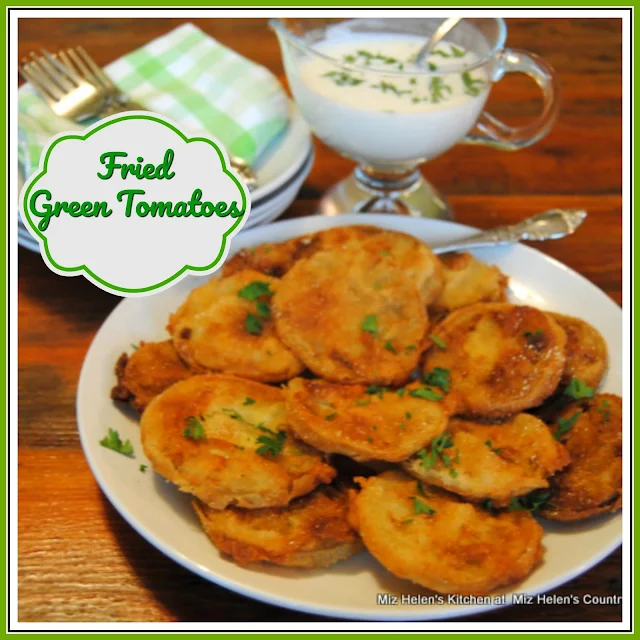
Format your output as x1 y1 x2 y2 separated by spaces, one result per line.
64 48 95 85
21 60 65 100
29 52 74 94
76 46 117 91
42 49 83 86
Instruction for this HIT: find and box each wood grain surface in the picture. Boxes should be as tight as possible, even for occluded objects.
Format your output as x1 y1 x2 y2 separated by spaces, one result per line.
17 16 623 624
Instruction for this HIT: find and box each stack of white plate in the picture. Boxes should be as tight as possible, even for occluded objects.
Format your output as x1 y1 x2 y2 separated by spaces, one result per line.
18 102 314 252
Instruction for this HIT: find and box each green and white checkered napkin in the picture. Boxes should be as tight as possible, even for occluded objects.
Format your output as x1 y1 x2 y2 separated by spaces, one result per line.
18 23 289 176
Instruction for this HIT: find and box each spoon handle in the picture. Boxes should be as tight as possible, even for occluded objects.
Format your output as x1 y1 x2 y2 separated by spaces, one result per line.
431 209 587 255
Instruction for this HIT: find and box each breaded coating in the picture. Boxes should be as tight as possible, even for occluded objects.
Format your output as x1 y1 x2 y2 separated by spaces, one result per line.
221 225 380 278
273 246 428 385
141 375 335 509
402 414 570 506
540 393 622 521
430 252 509 317
110 340 196 413
550 313 608 389
423 304 567 418
350 471 543 595
223 226 443 305
168 270 304 383
285 378 455 462
193 485 362 568
358 231 443 305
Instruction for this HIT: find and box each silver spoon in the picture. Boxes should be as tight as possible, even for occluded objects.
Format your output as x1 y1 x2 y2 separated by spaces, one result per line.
414 17 462 68
430 209 587 255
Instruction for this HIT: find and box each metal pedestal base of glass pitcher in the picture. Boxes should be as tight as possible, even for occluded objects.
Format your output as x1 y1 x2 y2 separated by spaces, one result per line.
317 166 453 220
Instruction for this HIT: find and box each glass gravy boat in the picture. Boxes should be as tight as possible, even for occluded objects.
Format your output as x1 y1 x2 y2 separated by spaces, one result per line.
271 17 559 218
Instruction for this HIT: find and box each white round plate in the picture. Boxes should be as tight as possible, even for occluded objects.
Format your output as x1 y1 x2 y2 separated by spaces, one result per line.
245 102 311 205
77 214 622 621
244 149 314 229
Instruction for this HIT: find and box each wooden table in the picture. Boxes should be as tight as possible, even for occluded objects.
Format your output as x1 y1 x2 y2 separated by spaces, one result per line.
17 17 622 623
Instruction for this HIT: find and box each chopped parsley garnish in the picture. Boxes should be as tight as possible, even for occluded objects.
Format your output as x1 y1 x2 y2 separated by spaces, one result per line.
366 385 387 398
244 312 263 335
412 496 437 516
325 412 337 421
416 433 457 476
508 490 550 513
524 329 544 339
481 499 494 512
431 48 451 58
401 518 414 525
422 367 450 393
130 343 139 351
323 70 364 86
461 71 486 97
243 397 256 406
256 302 271 319
405 412 412 419
428 62 438 71
355 398 371 406
429 76 452 103
554 411 581 440
598 399 612 422
100 428 134 457
384 340 397 354
372 81 411 96
238 280 273 301
409 77 417 86
450 44 466 58
428 334 447 349
416 480 428 496
396 387 406 397
409 387 444 402
564 377 594 400
183 416 206 441
139 464 148 473
484 439 503 454
361 314 379 336
366 437 374 443
405 344 417 352
255 427 286 456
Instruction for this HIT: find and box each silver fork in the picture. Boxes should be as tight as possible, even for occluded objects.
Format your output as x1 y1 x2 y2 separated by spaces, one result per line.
19 52 106 121
59 46 258 188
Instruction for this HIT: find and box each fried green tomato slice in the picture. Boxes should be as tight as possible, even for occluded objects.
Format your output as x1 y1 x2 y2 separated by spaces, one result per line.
223 226 443 305
141 375 335 510
168 269 304 383
349 471 543 595
273 246 428 385
111 340 198 413
284 378 455 463
193 485 362 568
402 414 570 507
540 393 622 521
549 313 608 389
423 304 567 419
429 252 509 318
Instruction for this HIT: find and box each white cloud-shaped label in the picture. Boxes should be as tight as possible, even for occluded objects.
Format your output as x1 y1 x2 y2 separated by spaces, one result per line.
20 113 250 296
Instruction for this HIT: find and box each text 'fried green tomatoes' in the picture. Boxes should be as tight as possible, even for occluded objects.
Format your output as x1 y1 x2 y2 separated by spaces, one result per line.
403 414 570 506
168 270 304 383
193 485 362 569
273 247 428 385
141 375 335 510
423 304 567 418
285 378 454 462
349 471 543 595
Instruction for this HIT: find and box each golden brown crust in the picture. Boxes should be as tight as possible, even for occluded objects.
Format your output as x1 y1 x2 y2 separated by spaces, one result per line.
423 304 567 419
221 226 381 279
273 246 427 385
402 414 570 506
284 378 455 463
141 375 335 509
168 270 304 383
540 393 622 521
550 313 608 389
429 252 509 318
110 340 196 413
193 485 362 568
350 471 544 595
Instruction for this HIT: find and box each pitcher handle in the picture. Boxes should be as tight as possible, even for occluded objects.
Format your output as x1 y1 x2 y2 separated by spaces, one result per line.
462 48 560 150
